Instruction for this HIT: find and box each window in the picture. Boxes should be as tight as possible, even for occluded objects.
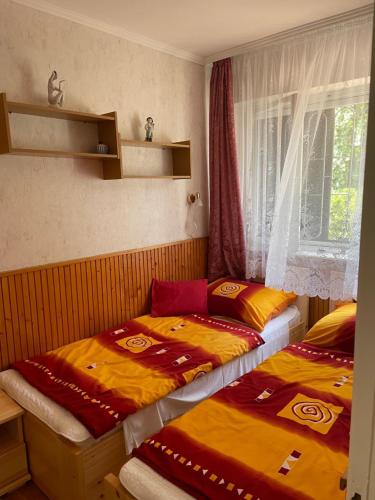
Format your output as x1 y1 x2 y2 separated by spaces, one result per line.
301 95 368 250
233 17 371 297
250 85 369 255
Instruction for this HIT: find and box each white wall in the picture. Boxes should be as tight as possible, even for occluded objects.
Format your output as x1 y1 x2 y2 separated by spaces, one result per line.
0 0 208 272
347 15 375 499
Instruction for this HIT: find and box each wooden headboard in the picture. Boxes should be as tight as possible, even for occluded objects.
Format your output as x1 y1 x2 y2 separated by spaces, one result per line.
0 237 208 371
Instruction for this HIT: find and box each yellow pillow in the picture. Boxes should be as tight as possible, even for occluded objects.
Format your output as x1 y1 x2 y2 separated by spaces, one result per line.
208 278 296 331
304 303 356 353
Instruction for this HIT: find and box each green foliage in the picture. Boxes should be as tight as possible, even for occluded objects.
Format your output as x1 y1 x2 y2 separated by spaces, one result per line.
329 189 357 241
328 102 367 241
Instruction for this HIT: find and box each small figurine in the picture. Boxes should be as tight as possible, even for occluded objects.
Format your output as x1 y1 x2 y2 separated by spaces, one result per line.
48 70 65 107
144 116 155 142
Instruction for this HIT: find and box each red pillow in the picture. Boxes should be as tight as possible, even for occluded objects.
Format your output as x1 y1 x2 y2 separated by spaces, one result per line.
151 279 208 316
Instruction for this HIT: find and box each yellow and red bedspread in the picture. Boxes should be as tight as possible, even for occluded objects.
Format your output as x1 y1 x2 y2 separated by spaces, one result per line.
134 343 353 500
12 314 263 437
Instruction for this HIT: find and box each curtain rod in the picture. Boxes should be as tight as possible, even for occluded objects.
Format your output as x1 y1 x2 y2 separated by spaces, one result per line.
205 4 374 65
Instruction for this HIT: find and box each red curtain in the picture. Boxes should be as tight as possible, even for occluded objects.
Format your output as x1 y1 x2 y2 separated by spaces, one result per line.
208 58 246 281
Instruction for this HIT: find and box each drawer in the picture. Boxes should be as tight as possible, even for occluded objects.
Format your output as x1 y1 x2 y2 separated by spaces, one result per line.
0 443 28 486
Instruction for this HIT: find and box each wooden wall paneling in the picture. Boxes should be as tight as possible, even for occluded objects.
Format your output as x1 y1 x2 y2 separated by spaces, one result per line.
0 238 207 371
22 273 33 356
84 263 91 332
27 273 39 356
105 258 112 329
134 253 141 312
45 269 57 350
127 254 135 318
63 267 73 345
75 264 84 340
121 254 130 320
117 256 126 322
41 270 53 352
8 276 22 362
0 283 9 369
135 251 142 312
101 258 108 330
114 256 121 325
93 260 102 332
52 268 63 349
112 257 119 327
116 256 122 326
100 259 107 330
58 268 68 347
70 265 79 343
139 251 147 314
110 257 117 327
162 245 166 276
79 263 87 337
89 261 98 333
2 278 15 363
177 243 183 279
308 296 330 329
142 251 149 314
151 248 157 279
14 274 27 360
34 272 47 353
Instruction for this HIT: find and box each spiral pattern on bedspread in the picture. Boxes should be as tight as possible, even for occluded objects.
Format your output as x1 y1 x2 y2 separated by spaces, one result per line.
292 401 334 424
219 283 242 296
125 336 151 349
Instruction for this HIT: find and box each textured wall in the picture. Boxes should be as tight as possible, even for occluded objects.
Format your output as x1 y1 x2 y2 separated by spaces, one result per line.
0 0 208 272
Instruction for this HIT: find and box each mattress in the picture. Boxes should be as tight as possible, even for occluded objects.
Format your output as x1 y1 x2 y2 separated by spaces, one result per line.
119 457 192 500
0 305 300 447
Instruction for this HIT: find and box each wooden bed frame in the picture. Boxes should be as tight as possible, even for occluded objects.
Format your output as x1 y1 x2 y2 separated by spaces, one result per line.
23 412 127 500
20 321 306 500
104 473 135 500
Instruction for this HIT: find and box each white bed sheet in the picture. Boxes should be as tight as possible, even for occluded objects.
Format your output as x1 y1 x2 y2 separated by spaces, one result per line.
0 306 299 448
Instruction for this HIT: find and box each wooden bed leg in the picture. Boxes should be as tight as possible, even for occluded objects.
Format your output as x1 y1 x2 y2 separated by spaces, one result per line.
103 473 136 500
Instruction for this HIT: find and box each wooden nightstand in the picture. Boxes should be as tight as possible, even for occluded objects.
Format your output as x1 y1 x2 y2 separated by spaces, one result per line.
0 390 30 496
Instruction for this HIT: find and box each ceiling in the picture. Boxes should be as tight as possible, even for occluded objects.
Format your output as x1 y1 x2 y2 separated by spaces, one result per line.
15 0 372 63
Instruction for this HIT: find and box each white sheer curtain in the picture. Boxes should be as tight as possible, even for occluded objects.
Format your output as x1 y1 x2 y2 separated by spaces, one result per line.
233 12 372 299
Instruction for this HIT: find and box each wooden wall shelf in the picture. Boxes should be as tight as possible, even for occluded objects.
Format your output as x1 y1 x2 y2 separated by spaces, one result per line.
0 93 192 181
0 93 122 180
7 100 116 123
122 175 190 179
9 148 118 160
121 138 191 180
121 139 190 149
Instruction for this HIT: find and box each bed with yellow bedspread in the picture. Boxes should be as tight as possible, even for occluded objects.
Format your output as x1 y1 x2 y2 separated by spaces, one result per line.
133 342 352 500
12 314 263 437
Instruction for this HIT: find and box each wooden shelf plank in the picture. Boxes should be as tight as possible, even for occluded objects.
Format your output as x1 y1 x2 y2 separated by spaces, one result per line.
121 139 190 149
123 175 191 179
0 391 23 425
7 101 115 123
10 148 118 160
